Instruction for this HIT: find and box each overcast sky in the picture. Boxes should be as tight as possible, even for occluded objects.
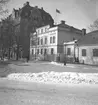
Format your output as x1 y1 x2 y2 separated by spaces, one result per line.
7 0 98 32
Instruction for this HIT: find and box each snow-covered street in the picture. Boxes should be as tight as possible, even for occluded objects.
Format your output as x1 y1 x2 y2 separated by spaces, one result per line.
0 61 98 105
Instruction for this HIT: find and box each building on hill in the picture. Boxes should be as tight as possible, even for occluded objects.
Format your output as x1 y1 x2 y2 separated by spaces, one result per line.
6 1 54 60
30 20 86 62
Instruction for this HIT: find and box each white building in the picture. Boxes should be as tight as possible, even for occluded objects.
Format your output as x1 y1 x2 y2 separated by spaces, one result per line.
30 20 85 62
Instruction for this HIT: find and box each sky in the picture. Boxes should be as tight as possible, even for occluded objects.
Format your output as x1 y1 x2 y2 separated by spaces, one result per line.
7 0 98 32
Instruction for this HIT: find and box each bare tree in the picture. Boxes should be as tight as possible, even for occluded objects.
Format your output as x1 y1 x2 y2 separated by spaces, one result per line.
0 0 10 17
88 19 98 32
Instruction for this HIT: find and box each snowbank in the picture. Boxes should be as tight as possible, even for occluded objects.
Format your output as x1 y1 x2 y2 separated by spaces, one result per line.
7 71 98 85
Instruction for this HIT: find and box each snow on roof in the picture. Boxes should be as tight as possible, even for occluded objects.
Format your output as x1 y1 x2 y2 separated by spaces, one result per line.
64 40 77 45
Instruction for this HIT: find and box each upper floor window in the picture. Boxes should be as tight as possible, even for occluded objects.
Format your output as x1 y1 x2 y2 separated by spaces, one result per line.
82 49 86 56
45 28 47 32
41 38 43 45
37 30 40 34
37 38 40 45
67 48 71 55
50 37 52 43
41 29 43 33
45 37 47 44
53 36 55 43
93 49 98 57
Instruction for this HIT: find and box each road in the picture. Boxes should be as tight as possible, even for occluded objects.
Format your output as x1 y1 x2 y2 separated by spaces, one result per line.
0 61 98 105
0 78 98 105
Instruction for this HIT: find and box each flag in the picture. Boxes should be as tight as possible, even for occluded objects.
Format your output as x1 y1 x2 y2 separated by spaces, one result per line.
56 9 61 14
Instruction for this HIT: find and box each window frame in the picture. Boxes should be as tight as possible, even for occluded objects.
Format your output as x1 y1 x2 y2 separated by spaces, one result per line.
82 49 86 57
45 37 47 44
41 49 43 54
93 49 98 57
50 37 52 44
44 49 47 55
41 38 43 45
37 49 39 54
32 49 34 55
67 48 71 55
51 48 54 55
53 36 55 43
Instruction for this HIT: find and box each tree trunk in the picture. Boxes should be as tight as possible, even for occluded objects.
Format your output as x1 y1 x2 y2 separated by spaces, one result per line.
8 48 10 59
16 45 19 60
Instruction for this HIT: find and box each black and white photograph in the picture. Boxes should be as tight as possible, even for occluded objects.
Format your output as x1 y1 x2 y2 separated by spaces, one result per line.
0 0 98 105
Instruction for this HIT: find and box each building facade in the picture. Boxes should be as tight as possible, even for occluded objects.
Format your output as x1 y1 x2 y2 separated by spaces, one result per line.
30 20 86 62
63 30 98 65
77 30 98 65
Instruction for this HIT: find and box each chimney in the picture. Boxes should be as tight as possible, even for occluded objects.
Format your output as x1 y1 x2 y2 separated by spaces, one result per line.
26 1 29 5
35 6 38 8
41 7 43 10
61 20 65 24
82 28 86 35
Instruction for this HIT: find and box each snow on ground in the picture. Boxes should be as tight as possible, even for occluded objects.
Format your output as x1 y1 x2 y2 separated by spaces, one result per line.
50 61 75 68
7 71 98 85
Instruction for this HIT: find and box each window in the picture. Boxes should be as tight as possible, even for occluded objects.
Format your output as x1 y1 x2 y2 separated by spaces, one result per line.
45 37 47 44
82 49 86 56
67 48 71 55
53 36 55 43
41 49 43 54
51 48 54 54
41 29 43 33
50 37 52 43
37 30 40 34
93 49 98 57
37 49 39 54
37 38 40 45
41 38 43 45
45 28 47 32
44 49 47 54
32 49 34 55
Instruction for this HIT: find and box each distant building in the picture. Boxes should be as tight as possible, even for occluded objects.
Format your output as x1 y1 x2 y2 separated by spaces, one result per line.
30 20 86 62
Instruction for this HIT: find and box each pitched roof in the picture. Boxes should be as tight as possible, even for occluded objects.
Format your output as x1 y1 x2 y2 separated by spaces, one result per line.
77 30 98 46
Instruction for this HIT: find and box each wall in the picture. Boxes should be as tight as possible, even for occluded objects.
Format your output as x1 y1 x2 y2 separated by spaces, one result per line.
58 28 82 45
79 45 98 65
57 27 82 56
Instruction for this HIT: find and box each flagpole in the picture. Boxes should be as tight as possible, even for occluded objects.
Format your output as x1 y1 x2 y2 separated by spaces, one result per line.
55 9 61 25
54 10 57 25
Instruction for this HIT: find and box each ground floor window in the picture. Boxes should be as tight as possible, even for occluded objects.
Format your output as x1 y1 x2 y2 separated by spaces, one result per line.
82 49 86 56
93 49 98 57
37 49 39 54
51 48 54 54
67 48 71 55
41 49 43 54
44 49 47 55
